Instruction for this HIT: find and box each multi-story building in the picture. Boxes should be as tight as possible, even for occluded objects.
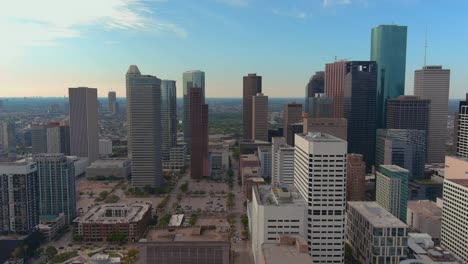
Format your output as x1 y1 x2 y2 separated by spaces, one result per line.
286 122 303 147
86 158 131 179
325 60 347 118
74 202 152 242
347 201 408 263
98 138 113 157
441 156 468 263
414 66 450 163
376 165 409 222
302 116 347 141
407 200 442 242
407 233 459 263
38 214 65 242
190 87 209 178
69 87 99 162
161 80 177 162
386 96 430 131
294 132 347 263
456 94 468 158
347 153 366 201
249 185 307 264
0 161 39 234
33 153 76 224
46 123 70 155
243 73 262 140
305 71 325 105
371 24 408 128
257 146 271 180
31 123 55 154
344 61 377 172
126 65 163 188
183 70 205 154
252 93 269 142
283 103 303 146
271 137 294 185
376 129 426 180
162 144 186 171
108 91 118 115
305 94 333 118
1 121 16 153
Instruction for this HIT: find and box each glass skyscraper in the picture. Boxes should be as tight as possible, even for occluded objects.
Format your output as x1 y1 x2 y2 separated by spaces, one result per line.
183 70 205 154
161 80 177 161
371 25 407 128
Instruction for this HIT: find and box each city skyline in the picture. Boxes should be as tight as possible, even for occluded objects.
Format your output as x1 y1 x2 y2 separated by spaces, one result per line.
1 1 467 99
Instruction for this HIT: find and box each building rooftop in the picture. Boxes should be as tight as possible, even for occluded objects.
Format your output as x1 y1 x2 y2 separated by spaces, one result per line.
262 243 313 264
407 200 441 218
348 202 407 228
448 179 468 188
380 164 409 173
242 167 261 177
408 233 458 263
87 158 130 168
254 185 306 207
146 227 229 242
240 154 259 162
298 132 344 143
168 214 184 227
74 202 151 224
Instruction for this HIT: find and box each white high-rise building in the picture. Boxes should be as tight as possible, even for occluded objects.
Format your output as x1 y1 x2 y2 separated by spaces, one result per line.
271 137 294 185
294 132 347 263
441 156 468 263
456 97 468 158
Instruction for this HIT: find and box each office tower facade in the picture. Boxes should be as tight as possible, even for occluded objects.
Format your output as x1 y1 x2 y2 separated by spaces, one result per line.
1 121 16 153
161 80 177 161
190 88 209 178
414 66 450 163
305 71 325 111
0 161 39 234
252 93 269 142
371 25 408 128
271 137 294 185
183 70 205 153
376 129 426 180
376 165 409 222
305 94 333 118
126 65 163 188
257 146 271 180
386 96 430 131
294 132 347 263
325 60 347 118
33 154 76 224
46 123 70 155
108 91 117 114
69 87 99 162
243 73 262 140
346 202 408 263
441 157 468 263
31 124 50 153
347 154 366 201
456 94 468 157
303 116 347 141
98 139 112 157
344 61 377 172
283 102 302 146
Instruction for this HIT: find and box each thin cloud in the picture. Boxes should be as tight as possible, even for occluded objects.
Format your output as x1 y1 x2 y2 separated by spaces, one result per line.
216 0 249 7
272 8 307 19
323 0 352 7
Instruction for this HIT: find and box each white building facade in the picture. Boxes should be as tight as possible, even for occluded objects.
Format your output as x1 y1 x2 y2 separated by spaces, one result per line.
271 137 295 185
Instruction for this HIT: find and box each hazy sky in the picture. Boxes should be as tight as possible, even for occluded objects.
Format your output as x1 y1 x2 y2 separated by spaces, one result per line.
0 0 467 98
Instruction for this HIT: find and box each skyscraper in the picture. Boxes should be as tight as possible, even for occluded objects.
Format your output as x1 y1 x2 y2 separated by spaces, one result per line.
161 80 177 161
126 65 163 188
1 121 16 153
325 60 347 118
183 70 205 154
271 137 294 185
305 71 325 111
252 93 268 142
344 61 377 172
386 96 430 131
305 94 333 118
347 154 366 201
108 91 118 115
190 88 209 178
33 154 76 224
371 25 408 128
456 94 468 158
414 66 450 163
243 73 262 140
69 87 99 162
376 165 409 222
0 161 39 234
283 102 302 146
46 122 70 155
302 116 347 141
31 124 51 154
294 132 347 263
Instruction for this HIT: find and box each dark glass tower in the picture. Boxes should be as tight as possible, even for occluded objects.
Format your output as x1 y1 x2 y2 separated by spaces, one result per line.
305 71 324 111
371 25 407 128
243 73 262 140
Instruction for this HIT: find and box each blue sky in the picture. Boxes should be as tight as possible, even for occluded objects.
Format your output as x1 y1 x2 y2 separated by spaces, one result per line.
0 0 467 98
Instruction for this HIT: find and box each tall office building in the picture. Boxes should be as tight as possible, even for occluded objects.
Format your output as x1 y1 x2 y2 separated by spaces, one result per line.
302 116 347 141
305 71 325 111
325 60 347 118
31 124 52 154
305 94 333 118
376 129 426 180
386 96 430 131
46 123 70 155
344 61 377 172
69 87 99 162
271 137 294 185
1 121 16 153
243 73 262 140
414 66 450 163
252 93 268 142
294 132 347 263
190 88 209 178
126 65 163 188
108 91 118 115
347 154 366 201
376 165 409 222
441 156 468 263
183 70 205 154
33 154 76 224
283 102 302 146
161 80 177 161
371 25 408 128
0 161 39 234
456 94 468 158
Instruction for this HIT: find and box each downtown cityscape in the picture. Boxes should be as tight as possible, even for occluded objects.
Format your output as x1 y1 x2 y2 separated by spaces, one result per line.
1 1 468 264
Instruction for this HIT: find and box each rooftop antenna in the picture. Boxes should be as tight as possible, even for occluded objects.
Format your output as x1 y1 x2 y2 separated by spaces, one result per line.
424 26 428 66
